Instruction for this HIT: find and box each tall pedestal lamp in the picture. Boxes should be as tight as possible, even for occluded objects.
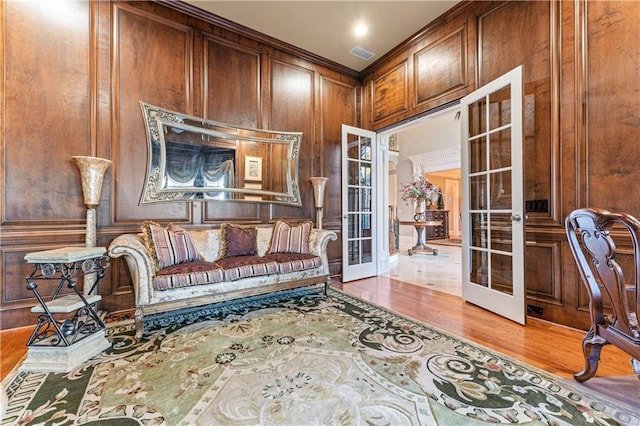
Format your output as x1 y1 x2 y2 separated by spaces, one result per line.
73 156 112 247
73 156 111 293
310 177 328 229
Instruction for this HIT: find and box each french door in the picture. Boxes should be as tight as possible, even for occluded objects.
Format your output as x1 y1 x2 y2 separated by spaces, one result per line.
341 125 378 282
460 65 526 324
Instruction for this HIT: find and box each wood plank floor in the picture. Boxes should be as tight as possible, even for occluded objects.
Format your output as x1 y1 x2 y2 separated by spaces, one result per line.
2 276 637 406
0 326 32 381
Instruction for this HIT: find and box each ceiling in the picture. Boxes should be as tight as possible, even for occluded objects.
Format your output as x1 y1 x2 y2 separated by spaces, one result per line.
183 1 460 72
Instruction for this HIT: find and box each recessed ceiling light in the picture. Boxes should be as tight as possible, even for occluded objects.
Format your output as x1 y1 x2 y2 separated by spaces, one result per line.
354 23 368 37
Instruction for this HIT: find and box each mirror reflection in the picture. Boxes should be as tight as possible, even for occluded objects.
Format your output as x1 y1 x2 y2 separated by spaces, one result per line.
139 102 302 206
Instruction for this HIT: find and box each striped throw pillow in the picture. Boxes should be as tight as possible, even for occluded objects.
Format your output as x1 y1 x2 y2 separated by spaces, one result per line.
141 221 200 269
267 220 312 254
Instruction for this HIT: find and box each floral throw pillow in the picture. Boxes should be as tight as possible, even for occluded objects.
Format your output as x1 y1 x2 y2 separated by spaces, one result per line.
141 221 200 269
267 220 312 254
221 224 257 257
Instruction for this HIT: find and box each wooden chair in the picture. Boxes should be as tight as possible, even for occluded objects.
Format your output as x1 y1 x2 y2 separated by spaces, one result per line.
565 208 640 384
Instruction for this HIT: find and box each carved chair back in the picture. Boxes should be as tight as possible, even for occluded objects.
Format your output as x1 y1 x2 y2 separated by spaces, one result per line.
565 207 640 383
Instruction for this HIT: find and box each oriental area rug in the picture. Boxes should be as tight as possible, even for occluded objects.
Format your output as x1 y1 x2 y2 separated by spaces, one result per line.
2 287 639 425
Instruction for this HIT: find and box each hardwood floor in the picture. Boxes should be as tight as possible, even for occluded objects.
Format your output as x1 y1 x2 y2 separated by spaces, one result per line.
2 276 636 406
0 326 32 381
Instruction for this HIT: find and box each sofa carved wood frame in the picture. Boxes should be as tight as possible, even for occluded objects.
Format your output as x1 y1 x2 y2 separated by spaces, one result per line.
565 207 640 389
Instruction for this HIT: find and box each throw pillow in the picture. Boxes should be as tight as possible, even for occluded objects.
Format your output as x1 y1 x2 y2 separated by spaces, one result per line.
221 223 257 257
267 219 312 254
140 221 200 269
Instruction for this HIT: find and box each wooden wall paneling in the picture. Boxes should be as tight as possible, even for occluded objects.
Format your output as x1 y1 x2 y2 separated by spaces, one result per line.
528 232 590 330
266 58 314 221
557 1 640 330
524 239 562 304
97 230 134 312
477 1 558 225
1 248 41 329
556 1 582 331
584 0 640 215
199 34 265 223
202 34 261 128
1 1 94 330
370 60 410 127
12 0 631 333
102 249 134 310
476 1 578 327
318 75 359 276
564 0 582 213
318 76 359 226
525 243 590 330
414 26 468 107
361 4 476 131
0 0 361 328
111 3 194 224
202 202 263 224
2 0 91 225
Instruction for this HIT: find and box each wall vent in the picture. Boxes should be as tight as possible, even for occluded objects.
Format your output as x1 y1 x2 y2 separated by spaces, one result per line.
349 46 375 61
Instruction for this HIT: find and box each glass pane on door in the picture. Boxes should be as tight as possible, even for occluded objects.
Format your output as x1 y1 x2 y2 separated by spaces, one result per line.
347 135 373 267
467 85 515 290
342 125 377 281
461 65 524 324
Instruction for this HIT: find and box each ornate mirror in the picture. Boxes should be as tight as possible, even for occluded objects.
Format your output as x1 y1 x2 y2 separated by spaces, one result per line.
139 102 302 206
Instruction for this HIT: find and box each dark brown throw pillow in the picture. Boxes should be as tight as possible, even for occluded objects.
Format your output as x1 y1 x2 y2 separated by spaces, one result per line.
221 223 257 257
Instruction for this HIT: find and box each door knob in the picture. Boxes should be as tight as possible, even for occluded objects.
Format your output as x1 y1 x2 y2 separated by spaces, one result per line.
510 213 522 222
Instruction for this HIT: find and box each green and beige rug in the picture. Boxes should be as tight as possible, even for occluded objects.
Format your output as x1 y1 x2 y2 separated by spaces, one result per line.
2 287 638 425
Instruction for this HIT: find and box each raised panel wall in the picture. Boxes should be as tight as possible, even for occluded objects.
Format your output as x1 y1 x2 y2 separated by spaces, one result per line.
0 0 94 328
318 76 359 276
3 0 91 224
360 0 640 330
524 240 562 305
557 0 640 330
414 27 467 105
362 3 474 130
4 0 638 333
0 0 359 329
202 35 261 128
112 3 194 224
200 34 264 224
371 61 409 124
268 59 315 219
584 1 640 213
478 1 557 226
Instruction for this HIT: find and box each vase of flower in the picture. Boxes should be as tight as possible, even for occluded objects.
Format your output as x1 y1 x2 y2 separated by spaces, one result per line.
414 197 427 222
401 175 441 221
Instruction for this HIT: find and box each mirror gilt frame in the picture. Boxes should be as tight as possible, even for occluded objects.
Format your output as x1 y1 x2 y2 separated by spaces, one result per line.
139 102 302 206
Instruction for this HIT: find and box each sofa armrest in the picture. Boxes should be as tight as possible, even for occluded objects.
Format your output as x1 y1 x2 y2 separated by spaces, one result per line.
108 233 156 306
309 228 337 275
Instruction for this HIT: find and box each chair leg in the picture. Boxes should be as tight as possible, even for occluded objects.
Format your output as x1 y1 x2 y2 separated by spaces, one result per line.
574 330 608 382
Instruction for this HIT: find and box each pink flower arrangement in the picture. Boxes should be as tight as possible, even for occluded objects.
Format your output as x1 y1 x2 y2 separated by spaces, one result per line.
400 175 441 203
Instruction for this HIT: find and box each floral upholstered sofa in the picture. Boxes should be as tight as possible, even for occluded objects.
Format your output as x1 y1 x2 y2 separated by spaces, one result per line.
108 220 337 340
